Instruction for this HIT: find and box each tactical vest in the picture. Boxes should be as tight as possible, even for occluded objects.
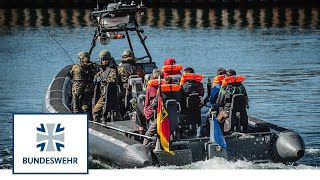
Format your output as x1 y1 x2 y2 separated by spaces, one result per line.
71 64 96 82
120 63 138 76
70 64 85 81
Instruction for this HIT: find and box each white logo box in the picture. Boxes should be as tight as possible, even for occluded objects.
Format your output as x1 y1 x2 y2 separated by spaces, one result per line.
13 113 88 174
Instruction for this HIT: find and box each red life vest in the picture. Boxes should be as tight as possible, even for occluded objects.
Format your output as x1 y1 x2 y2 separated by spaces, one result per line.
161 65 183 73
147 79 163 88
212 75 225 86
160 84 181 92
221 76 245 87
180 73 203 85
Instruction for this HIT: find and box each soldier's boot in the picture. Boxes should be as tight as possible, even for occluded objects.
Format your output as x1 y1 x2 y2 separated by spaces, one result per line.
93 114 101 123
101 117 106 124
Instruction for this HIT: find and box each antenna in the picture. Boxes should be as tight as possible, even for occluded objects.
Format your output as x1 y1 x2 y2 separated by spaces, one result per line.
48 33 74 65
96 0 99 9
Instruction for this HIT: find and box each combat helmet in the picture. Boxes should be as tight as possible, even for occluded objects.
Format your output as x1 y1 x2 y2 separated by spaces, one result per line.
99 50 111 60
78 51 90 65
122 49 134 62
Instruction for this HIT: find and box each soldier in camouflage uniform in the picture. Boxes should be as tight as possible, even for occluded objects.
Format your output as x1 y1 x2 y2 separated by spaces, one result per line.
118 49 145 111
118 49 145 89
92 50 121 122
70 51 97 116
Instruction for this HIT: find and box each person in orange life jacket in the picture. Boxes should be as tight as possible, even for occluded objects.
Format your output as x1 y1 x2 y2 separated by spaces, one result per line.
162 58 182 77
134 69 162 131
143 76 182 145
180 67 204 114
197 68 226 137
217 69 248 123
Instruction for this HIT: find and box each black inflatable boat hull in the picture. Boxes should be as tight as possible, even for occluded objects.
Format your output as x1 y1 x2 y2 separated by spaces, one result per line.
43 65 305 167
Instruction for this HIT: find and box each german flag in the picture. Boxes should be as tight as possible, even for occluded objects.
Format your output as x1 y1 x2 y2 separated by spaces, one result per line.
156 84 174 155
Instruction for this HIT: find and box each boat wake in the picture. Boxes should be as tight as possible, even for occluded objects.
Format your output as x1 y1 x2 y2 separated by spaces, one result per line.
0 149 12 169
142 157 318 170
2 148 319 170
306 148 320 155
89 156 114 169
90 151 319 170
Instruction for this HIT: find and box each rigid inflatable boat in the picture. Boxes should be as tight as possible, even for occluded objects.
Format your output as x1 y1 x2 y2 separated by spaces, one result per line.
43 1 305 168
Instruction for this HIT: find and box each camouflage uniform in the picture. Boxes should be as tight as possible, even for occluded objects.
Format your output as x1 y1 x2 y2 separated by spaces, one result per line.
118 49 145 89
118 50 145 113
70 51 97 114
92 50 121 122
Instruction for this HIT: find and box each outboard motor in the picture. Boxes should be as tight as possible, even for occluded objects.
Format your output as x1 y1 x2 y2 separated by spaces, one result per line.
271 130 305 163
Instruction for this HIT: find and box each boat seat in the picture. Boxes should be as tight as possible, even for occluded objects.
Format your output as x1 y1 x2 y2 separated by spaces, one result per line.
226 94 248 133
180 93 202 137
143 74 152 89
122 75 143 110
165 99 181 141
168 74 181 85
128 75 144 96
137 94 146 105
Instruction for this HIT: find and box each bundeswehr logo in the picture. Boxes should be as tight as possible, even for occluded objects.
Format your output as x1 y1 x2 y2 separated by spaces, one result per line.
36 123 65 152
13 114 88 174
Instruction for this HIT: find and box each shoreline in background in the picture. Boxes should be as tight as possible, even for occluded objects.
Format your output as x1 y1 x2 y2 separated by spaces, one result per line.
1 0 320 8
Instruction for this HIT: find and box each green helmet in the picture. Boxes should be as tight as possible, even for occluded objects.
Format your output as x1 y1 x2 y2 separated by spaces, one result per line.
122 49 134 60
78 51 90 63
99 50 111 60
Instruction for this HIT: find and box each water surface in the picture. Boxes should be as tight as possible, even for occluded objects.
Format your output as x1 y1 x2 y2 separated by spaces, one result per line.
0 7 319 169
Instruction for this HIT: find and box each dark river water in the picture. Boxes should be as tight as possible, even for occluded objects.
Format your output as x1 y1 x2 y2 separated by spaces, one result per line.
0 7 320 169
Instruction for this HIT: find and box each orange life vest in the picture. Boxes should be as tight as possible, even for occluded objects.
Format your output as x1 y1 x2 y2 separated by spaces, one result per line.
180 73 203 85
162 65 183 72
221 76 245 87
160 84 181 92
147 79 163 88
212 75 225 86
